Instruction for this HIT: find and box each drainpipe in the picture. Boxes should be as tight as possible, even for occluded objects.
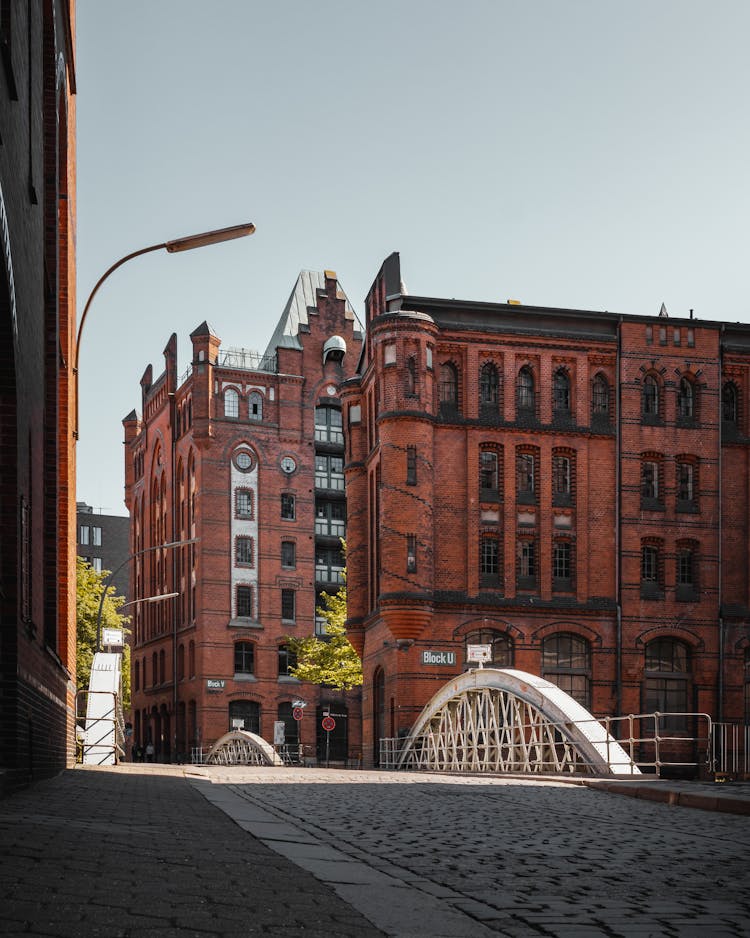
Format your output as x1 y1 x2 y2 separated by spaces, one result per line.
718 326 724 722
170 391 179 760
615 319 623 723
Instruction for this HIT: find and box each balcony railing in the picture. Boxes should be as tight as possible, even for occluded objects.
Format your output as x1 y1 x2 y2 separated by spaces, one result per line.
218 347 278 373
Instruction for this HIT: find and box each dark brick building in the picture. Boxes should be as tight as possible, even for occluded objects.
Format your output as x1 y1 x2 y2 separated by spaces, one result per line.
76 503 130 598
342 253 750 766
124 271 363 762
0 1 77 788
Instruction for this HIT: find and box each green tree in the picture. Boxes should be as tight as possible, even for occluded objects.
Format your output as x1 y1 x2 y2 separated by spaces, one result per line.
76 557 131 709
287 572 362 690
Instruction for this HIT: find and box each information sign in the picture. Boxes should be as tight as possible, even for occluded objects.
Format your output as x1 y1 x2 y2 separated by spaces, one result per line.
467 644 492 663
421 650 457 667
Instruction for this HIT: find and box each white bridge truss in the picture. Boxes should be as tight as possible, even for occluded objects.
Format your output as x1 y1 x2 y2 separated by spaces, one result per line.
205 730 283 767
392 668 640 777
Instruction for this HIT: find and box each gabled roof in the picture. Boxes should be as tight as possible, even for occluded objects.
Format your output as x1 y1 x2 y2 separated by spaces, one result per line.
263 270 361 358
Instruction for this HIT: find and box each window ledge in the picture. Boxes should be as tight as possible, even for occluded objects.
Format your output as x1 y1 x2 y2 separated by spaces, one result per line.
228 617 263 629
233 673 257 682
278 675 300 683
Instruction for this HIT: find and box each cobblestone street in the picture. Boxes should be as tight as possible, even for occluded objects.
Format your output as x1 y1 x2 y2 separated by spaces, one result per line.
195 767 750 938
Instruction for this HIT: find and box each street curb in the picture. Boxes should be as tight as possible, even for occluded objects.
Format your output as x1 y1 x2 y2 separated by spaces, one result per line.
582 779 750 816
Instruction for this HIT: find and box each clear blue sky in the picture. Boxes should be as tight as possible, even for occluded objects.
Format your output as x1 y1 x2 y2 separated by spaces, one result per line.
76 0 750 515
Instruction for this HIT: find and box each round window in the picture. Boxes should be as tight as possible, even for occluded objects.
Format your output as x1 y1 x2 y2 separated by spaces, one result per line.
234 451 253 471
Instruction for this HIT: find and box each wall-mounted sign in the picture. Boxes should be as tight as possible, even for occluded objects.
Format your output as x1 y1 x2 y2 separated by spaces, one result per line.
467 644 492 663
206 679 225 692
421 650 457 667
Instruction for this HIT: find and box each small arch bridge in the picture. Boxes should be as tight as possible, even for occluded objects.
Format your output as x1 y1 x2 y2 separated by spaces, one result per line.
205 730 283 767
390 668 640 777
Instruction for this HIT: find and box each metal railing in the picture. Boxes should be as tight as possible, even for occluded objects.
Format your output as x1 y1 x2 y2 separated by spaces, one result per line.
380 712 727 778
217 347 278 373
76 689 126 766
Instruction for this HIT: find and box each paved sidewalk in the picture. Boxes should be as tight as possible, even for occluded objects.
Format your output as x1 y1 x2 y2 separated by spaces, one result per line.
0 765 385 937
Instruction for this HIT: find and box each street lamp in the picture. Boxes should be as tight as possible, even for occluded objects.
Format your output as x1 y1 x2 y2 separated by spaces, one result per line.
95 538 198 652
73 222 256 439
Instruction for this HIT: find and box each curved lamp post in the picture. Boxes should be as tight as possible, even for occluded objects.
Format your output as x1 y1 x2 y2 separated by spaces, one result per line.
73 222 256 439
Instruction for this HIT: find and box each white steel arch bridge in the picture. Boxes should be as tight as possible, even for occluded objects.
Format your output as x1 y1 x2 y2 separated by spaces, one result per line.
389 668 640 777
205 730 284 767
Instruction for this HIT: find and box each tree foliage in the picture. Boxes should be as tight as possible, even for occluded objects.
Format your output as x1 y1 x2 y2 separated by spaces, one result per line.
76 557 131 709
287 570 362 691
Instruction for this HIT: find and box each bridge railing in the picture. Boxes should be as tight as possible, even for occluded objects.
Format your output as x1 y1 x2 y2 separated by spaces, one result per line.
76 689 126 766
380 711 728 778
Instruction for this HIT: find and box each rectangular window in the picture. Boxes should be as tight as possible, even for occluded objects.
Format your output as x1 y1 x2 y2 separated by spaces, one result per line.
92 527 102 547
92 557 102 573
281 493 295 520
237 585 253 618
552 541 571 580
645 325 653 345
384 343 397 365
316 548 345 584
659 326 667 346
281 589 296 622
673 328 681 346
552 455 571 500
236 537 253 566
641 461 659 500
281 541 296 569
79 525 90 545
315 454 345 490
687 328 695 348
480 450 499 495
406 445 417 485
236 489 253 519
406 534 417 573
234 642 254 674
480 536 499 578
315 406 344 444
677 463 694 504
516 453 535 500
518 540 536 578
315 500 346 537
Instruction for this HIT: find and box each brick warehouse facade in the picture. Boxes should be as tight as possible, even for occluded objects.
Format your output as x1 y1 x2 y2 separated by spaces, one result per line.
341 253 750 767
124 271 363 763
0 1 77 788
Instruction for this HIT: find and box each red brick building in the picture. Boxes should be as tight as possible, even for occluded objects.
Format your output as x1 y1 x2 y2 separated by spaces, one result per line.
124 271 363 762
342 253 750 766
0 1 77 788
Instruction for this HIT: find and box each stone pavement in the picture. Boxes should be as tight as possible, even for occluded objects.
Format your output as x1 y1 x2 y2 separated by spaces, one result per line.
0 765 385 937
189 766 750 938
2 765 750 938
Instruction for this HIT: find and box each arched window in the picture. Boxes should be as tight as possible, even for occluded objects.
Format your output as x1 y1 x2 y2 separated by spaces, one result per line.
234 641 255 675
228 700 260 734
439 362 459 414
248 391 263 421
188 640 195 677
677 376 695 420
479 363 500 410
224 388 239 418
134 659 140 692
553 369 570 416
644 638 691 731
744 649 750 725
592 374 610 420
722 382 738 425
159 649 165 684
516 366 535 416
642 375 659 419
177 644 184 681
464 629 512 668
152 652 158 687
542 633 591 708
641 540 663 598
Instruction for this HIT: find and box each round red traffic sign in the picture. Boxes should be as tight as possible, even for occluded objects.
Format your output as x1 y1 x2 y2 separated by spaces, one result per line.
292 707 304 721
321 716 335 732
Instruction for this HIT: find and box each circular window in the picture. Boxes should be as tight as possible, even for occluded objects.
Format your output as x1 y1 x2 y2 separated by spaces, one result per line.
234 451 253 472
280 455 297 474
